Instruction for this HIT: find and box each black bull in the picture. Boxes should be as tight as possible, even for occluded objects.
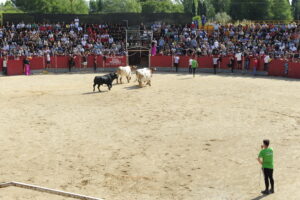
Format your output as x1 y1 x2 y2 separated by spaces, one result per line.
93 73 118 92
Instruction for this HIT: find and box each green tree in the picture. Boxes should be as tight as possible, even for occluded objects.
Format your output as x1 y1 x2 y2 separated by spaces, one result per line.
177 0 196 15
212 0 231 13
203 0 215 18
192 0 196 15
215 12 231 23
142 0 183 13
230 0 273 20
102 0 141 13
12 0 88 14
198 0 206 16
89 0 104 13
0 0 23 14
292 0 300 19
272 0 292 20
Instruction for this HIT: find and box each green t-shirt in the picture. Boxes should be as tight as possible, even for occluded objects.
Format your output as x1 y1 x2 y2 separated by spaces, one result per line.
258 148 274 169
191 59 198 68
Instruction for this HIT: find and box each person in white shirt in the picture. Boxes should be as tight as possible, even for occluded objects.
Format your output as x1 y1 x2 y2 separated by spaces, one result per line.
212 55 219 74
74 17 79 28
2 56 8 75
108 37 114 45
235 51 242 70
189 58 193 74
46 53 51 69
264 54 271 71
214 40 219 49
174 55 180 72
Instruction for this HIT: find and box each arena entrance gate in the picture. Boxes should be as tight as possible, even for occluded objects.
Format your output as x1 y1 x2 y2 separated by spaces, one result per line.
128 47 150 67
126 29 152 67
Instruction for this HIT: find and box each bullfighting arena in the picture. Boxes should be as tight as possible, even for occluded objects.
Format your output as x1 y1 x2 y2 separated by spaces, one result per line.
0 72 300 200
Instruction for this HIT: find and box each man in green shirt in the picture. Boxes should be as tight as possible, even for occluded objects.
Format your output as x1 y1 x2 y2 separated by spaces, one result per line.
191 59 198 77
257 139 274 195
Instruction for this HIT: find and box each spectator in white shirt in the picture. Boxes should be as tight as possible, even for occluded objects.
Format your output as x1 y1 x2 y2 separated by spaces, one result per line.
174 55 180 73
235 51 242 70
2 56 8 75
264 54 271 71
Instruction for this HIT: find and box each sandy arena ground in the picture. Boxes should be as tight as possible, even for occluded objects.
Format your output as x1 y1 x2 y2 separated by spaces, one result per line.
0 72 300 200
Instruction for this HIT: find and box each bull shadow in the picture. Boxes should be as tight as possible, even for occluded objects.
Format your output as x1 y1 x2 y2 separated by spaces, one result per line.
124 85 141 90
82 91 108 95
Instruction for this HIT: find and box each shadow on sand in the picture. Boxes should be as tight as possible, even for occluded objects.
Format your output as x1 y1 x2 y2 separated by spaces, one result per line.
124 85 141 90
82 91 108 95
171 71 299 82
250 194 270 200
178 77 194 80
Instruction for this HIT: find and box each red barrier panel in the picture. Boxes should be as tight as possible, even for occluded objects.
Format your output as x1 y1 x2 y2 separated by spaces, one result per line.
150 55 172 67
0 57 3 72
97 56 103 68
87 55 95 68
75 56 82 68
30 57 44 70
220 56 230 69
268 60 285 76
198 56 213 68
178 56 190 68
87 55 104 68
288 62 300 79
49 56 56 68
7 59 23 75
104 56 127 68
56 56 69 68
3 55 299 79
249 57 256 71
259 57 264 71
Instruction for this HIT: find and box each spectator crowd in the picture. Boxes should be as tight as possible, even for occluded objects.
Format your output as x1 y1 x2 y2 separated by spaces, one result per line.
150 22 300 62
0 18 127 58
1 19 300 76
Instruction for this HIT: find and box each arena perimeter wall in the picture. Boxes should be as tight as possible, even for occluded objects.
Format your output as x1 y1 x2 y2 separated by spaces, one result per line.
0 55 299 79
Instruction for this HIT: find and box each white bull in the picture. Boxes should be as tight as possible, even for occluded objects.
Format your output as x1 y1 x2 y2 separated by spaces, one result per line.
116 66 137 84
135 68 156 87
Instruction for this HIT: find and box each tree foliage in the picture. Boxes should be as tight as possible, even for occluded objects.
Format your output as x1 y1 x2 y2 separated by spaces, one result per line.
211 0 231 13
89 0 104 13
215 12 231 23
292 0 300 19
12 0 89 14
178 0 197 15
272 0 293 20
204 0 216 18
230 0 273 20
6 0 298 21
102 0 141 13
142 0 183 13
198 0 206 16
230 0 295 20
0 0 23 13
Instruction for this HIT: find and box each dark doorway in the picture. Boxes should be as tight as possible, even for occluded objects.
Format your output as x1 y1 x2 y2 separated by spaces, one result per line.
128 49 149 67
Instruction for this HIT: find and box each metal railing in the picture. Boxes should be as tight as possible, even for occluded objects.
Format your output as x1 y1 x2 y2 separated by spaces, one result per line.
0 181 103 200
